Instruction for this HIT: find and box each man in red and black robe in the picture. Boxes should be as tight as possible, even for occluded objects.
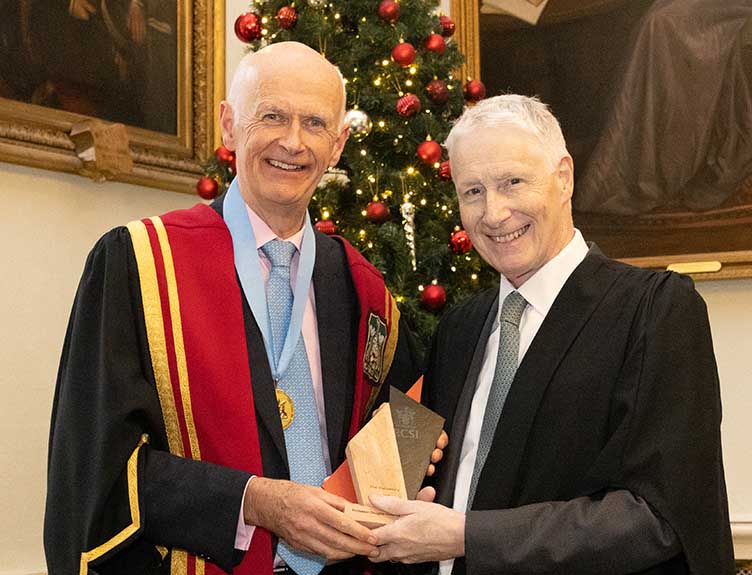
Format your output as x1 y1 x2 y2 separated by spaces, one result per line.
45 42 422 575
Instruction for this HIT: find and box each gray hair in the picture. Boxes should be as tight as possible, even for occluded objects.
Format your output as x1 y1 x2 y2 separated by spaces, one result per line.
227 46 347 129
445 94 569 170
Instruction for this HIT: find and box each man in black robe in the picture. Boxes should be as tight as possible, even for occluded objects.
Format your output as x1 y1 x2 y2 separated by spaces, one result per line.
44 43 425 575
368 94 734 574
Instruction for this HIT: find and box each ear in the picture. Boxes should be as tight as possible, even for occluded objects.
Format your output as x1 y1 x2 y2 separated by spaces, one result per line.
327 125 350 167
219 101 237 151
557 155 574 203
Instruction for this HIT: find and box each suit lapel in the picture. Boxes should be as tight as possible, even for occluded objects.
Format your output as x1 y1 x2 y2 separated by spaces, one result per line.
313 232 355 469
434 288 498 507
472 249 618 509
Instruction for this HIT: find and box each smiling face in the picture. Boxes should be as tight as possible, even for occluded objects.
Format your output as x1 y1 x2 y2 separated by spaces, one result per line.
451 124 575 287
220 43 348 236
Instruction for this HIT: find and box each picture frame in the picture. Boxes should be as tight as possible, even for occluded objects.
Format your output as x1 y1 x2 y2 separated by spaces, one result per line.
0 0 225 193
450 0 752 281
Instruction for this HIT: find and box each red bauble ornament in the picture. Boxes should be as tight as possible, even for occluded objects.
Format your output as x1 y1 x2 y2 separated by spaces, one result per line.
439 15 456 37
424 33 446 56
449 230 473 254
378 0 400 23
463 79 487 102
215 145 234 163
391 42 416 67
315 220 337 235
438 160 452 181
426 79 449 104
417 140 442 166
215 145 236 172
234 12 263 43
196 177 219 200
396 93 421 117
421 284 446 311
366 201 390 223
276 6 298 29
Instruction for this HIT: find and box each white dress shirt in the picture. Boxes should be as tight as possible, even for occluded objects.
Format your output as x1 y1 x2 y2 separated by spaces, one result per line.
235 206 331 551
440 229 588 575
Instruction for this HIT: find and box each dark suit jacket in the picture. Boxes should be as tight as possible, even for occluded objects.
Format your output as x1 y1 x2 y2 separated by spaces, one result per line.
423 249 734 575
44 197 421 575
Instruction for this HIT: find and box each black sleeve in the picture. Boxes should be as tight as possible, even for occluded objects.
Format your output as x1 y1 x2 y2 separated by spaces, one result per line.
617 273 735 575
466 490 679 574
44 228 250 575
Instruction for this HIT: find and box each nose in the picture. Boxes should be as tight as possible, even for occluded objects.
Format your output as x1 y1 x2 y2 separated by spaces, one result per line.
278 118 305 155
482 190 513 227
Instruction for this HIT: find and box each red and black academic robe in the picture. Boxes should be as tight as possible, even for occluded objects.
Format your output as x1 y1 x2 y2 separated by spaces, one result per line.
424 248 734 575
44 197 421 575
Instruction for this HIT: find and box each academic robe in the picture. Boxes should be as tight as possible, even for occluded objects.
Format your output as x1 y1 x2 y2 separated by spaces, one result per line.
423 248 734 575
45 196 421 575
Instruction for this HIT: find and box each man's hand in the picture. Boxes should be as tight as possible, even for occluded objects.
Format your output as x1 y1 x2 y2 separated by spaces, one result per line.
426 430 448 477
244 477 378 562
368 492 465 563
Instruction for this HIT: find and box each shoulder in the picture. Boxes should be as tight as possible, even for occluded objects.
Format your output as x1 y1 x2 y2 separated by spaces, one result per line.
585 252 705 324
85 226 135 271
149 202 226 231
84 201 224 272
584 250 699 301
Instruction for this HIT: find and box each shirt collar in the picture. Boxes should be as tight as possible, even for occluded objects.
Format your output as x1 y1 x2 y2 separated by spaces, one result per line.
245 204 305 252
498 228 589 320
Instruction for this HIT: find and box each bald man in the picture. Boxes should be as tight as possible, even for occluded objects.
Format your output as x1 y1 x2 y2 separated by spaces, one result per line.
45 43 422 575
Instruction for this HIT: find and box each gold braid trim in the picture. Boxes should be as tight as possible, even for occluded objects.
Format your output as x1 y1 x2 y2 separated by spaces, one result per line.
150 217 202 461
149 216 204 575
126 219 184 457
79 435 148 575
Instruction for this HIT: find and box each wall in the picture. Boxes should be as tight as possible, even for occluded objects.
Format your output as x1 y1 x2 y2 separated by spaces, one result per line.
0 164 197 573
697 280 752 557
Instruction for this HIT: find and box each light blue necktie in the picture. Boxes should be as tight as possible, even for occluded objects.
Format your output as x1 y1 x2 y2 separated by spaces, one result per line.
262 239 327 575
466 291 528 508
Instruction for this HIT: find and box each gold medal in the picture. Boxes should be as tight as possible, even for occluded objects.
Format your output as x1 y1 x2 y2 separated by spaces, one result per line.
276 388 295 430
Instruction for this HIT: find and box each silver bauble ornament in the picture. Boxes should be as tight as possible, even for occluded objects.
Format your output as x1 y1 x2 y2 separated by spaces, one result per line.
343 109 373 142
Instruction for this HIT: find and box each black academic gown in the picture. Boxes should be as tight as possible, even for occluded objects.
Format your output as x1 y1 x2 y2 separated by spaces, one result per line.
45 197 421 575
424 249 734 575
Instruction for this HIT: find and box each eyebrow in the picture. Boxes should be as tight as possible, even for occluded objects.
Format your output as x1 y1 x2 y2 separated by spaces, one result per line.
456 178 482 189
255 103 285 115
256 101 331 119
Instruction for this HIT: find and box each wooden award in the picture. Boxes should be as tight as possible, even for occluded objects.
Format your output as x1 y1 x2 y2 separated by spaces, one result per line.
326 384 445 528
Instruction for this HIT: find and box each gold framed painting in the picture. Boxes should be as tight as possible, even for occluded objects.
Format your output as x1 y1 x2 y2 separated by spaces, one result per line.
0 0 225 193
450 0 752 280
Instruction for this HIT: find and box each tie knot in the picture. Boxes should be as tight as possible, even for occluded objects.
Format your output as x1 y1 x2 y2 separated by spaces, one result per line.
261 239 297 268
500 291 527 327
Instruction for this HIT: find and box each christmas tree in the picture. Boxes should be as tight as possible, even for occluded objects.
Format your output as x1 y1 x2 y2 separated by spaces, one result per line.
198 0 494 351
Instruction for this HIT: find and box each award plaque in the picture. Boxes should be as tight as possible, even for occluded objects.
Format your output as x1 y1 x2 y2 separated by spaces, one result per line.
324 384 445 528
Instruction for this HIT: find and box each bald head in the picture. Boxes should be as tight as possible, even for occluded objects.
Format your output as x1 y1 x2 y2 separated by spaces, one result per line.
228 42 347 129
218 41 350 239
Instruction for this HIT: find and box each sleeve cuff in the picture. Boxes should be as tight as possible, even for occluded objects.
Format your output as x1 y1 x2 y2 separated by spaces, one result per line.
235 476 256 551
